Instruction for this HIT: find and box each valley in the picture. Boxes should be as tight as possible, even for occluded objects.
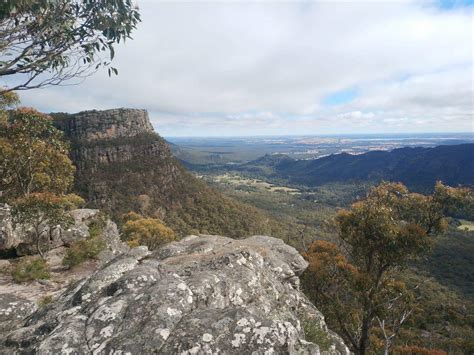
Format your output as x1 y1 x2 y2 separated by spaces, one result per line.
172 137 474 353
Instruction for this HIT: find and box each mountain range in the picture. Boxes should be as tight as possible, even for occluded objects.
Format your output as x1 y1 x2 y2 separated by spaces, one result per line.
235 144 474 192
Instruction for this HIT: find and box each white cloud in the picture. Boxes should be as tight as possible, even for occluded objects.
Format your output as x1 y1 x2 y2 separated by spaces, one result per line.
5 0 473 135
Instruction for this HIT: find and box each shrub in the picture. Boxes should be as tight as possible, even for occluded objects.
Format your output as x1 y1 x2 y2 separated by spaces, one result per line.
62 236 106 269
122 213 176 250
12 257 50 283
300 317 332 351
88 217 106 238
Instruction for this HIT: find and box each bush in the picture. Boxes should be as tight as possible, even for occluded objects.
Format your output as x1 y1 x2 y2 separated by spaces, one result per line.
12 257 50 283
300 317 332 351
122 213 176 250
62 236 105 269
88 218 106 238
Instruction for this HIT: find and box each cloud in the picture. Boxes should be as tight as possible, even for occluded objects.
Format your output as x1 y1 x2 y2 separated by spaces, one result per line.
5 0 473 135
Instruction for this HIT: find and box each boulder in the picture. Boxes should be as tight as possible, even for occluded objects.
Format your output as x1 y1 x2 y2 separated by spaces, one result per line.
0 206 102 256
2 235 349 354
0 204 18 252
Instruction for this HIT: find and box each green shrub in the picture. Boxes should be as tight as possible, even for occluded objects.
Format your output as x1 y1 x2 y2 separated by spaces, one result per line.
88 217 106 238
12 257 50 283
301 317 332 351
62 236 106 269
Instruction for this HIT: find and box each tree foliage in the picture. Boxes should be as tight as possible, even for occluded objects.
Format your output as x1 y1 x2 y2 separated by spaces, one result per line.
122 213 176 250
0 107 75 200
0 0 140 92
301 182 470 355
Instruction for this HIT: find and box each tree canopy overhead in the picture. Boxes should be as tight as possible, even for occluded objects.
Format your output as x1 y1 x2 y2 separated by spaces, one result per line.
0 0 141 92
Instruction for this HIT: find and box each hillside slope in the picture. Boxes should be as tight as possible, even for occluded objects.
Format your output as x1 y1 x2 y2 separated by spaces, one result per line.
239 144 474 191
52 109 277 238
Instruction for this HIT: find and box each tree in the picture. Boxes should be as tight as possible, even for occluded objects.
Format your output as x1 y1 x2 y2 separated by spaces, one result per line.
301 182 469 355
0 90 19 122
122 212 176 250
11 192 85 258
0 107 75 200
0 0 140 92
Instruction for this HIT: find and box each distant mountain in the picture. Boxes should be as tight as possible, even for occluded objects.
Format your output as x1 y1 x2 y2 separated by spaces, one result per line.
238 144 474 191
51 109 280 238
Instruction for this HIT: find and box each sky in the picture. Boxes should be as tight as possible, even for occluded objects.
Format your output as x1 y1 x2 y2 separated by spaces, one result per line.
5 0 474 136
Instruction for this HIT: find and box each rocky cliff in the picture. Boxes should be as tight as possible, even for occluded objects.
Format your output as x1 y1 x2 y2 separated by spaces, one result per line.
51 109 280 239
54 108 154 141
1 235 349 354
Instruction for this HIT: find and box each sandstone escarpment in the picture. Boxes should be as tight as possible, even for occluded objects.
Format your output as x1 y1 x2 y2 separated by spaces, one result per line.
54 108 154 141
2 235 349 354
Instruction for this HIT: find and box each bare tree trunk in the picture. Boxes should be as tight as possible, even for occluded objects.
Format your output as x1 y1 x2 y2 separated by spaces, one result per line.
35 225 45 259
297 225 308 252
358 315 370 355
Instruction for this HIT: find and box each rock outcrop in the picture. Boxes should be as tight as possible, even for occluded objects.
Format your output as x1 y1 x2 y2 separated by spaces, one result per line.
54 108 154 142
2 235 349 354
0 204 105 256
0 204 17 252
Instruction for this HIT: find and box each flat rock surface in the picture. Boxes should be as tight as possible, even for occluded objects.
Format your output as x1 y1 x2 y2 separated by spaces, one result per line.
1 235 349 354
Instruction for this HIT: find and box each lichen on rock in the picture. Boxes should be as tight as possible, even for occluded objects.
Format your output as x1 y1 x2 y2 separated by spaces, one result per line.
1 235 349 354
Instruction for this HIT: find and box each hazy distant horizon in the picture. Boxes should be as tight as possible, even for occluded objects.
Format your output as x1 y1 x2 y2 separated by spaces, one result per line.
165 132 474 140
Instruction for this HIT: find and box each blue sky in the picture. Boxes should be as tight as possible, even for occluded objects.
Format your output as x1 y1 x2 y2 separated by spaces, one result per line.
4 0 473 136
323 88 358 106
437 0 474 9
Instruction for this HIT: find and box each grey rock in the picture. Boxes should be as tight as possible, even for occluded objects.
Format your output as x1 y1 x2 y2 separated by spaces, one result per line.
1 206 106 256
98 220 130 263
0 203 18 252
2 235 349 354
70 209 100 225
54 108 154 142
0 294 37 336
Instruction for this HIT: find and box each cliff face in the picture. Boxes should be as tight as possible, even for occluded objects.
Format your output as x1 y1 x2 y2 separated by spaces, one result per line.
55 108 154 141
52 109 276 238
2 235 349 354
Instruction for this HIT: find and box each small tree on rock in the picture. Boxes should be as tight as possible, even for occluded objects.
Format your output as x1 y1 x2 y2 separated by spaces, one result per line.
12 193 84 258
